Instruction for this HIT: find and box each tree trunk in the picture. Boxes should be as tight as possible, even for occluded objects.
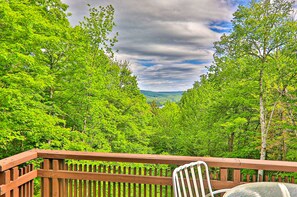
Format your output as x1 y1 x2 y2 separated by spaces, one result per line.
228 132 234 152
258 69 266 180
83 117 87 133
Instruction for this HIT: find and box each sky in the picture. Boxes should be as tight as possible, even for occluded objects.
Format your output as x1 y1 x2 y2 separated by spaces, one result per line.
60 0 248 91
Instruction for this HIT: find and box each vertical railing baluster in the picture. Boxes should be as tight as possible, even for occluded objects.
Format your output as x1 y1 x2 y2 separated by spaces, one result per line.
88 165 92 197
154 168 157 197
93 165 97 197
74 164 78 197
144 168 147 197
113 166 116 197
265 175 269 182
128 167 131 197
123 167 126 197
29 164 34 197
20 167 24 197
83 165 87 197
78 165 83 197
160 168 163 197
247 174 251 182
149 168 152 197
133 167 137 197
25 165 29 197
69 164 73 197
220 168 228 182
98 165 102 197
102 166 106 197
58 160 65 197
52 160 59 197
138 167 142 197
64 163 68 197
233 169 240 184
11 167 19 197
165 169 168 197
117 166 122 197
99 165 101 197
107 166 111 197
272 175 275 182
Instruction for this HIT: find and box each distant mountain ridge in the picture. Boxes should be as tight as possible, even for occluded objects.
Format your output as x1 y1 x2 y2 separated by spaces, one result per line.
141 90 183 104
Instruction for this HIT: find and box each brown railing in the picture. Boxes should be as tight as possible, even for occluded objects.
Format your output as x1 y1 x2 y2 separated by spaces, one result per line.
1 149 297 197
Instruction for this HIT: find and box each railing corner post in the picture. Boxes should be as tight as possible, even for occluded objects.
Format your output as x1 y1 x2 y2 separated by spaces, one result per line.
0 171 5 197
0 170 11 197
41 159 50 197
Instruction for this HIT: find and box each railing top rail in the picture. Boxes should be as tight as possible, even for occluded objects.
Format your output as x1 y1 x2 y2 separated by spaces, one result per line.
2 149 297 172
0 150 38 172
37 149 297 172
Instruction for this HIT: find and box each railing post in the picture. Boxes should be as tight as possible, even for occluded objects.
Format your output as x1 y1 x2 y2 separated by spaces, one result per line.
11 167 19 197
42 159 50 197
52 160 59 197
0 170 11 197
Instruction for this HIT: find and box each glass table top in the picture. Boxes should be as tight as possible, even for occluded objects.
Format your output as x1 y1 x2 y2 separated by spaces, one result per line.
223 182 297 197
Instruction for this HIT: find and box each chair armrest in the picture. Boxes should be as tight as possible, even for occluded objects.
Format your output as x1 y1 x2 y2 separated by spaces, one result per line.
206 188 231 197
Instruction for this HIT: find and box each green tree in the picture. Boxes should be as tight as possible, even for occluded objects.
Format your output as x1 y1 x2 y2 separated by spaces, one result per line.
80 5 118 58
158 0 297 162
0 0 86 157
0 1 152 158
214 0 297 163
150 102 181 155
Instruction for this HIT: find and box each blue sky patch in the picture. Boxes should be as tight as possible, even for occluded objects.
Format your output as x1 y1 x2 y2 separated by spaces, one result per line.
181 59 209 65
137 59 155 67
209 21 232 33
229 0 250 7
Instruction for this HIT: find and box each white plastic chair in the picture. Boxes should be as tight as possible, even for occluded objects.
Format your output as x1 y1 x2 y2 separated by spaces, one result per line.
172 161 230 197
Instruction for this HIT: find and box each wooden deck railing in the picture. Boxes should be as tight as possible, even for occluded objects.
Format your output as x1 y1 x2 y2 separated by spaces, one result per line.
1 149 297 197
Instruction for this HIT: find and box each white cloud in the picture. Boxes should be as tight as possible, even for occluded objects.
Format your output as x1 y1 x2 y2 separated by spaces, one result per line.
62 0 236 91
130 62 208 92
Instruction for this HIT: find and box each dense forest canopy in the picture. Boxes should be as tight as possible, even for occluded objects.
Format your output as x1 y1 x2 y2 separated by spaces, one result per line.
0 0 152 158
1 0 297 164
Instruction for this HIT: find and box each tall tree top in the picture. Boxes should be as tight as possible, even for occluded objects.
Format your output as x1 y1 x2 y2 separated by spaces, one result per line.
214 0 296 62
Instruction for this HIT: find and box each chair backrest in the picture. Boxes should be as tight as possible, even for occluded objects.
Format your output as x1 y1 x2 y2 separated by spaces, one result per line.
172 161 214 197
